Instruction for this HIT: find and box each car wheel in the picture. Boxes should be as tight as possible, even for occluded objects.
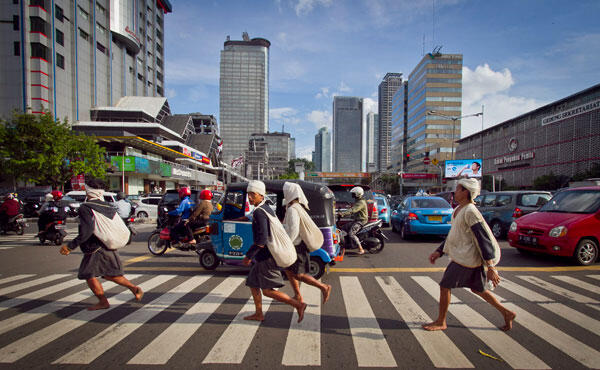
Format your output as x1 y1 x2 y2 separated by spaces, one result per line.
199 250 219 270
147 232 168 256
400 223 410 240
573 238 598 266
308 257 325 280
490 221 503 239
137 211 148 219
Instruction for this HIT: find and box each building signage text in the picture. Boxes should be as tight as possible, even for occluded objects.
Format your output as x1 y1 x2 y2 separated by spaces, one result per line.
494 151 535 165
401 173 438 179
172 167 192 178
541 98 600 126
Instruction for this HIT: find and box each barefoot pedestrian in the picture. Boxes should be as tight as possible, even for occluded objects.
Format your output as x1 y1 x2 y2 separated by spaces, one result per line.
59 178 142 310
242 180 307 323
422 178 516 331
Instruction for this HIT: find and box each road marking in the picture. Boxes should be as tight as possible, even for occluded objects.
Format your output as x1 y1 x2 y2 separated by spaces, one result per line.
340 276 397 367
552 275 600 295
128 276 244 365
0 274 69 296
588 274 600 281
202 296 273 364
123 248 173 265
412 276 548 369
375 276 473 368
282 283 321 366
0 278 82 313
0 274 36 285
0 275 175 363
518 275 599 304
331 266 600 273
54 275 209 364
0 247 14 250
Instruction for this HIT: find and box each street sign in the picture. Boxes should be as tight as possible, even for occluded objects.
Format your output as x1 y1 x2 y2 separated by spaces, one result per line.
432 158 439 165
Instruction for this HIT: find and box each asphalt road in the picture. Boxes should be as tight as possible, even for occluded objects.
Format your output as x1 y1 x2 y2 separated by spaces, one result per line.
0 220 599 369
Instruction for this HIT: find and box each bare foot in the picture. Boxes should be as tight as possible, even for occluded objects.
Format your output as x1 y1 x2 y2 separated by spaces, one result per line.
87 301 110 311
297 302 307 323
132 286 144 301
500 311 517 331
243 313 264 321
357 250 365 255
422 321 447 331
322 284 332 304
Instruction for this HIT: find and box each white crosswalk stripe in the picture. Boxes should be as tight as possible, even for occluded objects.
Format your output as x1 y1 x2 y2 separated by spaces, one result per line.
552 275 600 295
0 274 69 296
0 274 36 285
0 278 83 313
282 284 322 366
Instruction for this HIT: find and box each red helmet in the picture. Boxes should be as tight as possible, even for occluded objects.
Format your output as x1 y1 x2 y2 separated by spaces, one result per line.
199 189 213 200
51 190 63 201
178 187 191 198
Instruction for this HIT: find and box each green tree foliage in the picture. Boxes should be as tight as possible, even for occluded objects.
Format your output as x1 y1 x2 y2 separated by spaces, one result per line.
277 158 315 179
532 172 570 190
0 111 107 189
571 162 600 181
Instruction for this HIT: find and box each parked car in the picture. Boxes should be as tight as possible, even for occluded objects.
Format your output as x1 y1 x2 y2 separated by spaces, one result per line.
435 191 458 208
508 186 600 266
391 196 453 239
65 190 119 215
134 195 161 218
374 195 391 227
329 184 378 227
473 191 552 239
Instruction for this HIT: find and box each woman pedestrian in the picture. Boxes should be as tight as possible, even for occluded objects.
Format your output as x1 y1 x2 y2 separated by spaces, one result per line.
282 182 332 304
59 178 142 310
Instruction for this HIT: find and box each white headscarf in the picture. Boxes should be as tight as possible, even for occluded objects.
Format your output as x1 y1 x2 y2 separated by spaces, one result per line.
457 178 481 201
283 182 309 210
85 186 104 201
247 180 266 196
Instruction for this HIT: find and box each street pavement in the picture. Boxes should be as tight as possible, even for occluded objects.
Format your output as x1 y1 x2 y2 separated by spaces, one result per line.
0 222 599 369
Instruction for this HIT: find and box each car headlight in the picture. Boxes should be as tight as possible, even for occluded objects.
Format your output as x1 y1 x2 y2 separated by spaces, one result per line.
549 226 568 238
509 222 517 232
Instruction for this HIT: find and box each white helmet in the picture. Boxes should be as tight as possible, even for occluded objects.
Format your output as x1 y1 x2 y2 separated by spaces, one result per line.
350 186 364 198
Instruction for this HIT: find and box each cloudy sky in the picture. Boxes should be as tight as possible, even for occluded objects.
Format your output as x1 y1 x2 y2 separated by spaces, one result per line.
163 0 600 160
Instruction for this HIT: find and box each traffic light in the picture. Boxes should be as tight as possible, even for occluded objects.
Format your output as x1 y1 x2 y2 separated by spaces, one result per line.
405 153 410 161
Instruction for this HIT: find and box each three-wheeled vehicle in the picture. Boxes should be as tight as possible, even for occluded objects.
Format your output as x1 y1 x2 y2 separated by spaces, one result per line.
196 180 340 279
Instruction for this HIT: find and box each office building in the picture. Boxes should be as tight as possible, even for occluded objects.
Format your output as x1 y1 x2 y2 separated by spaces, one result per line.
378 73 403 171
219 32 270 163
314 126 331 172
249 132 292 178
390 81 408 173
245 138 269 180
406 53 463 173
333 96 363 172
365 112 378 172
0 0 172 122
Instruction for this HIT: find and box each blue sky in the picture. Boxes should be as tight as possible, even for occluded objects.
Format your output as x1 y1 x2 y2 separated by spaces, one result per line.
163 0 600 159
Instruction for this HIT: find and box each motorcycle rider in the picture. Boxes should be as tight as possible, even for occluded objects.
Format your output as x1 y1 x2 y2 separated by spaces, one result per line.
0 193 21 232
37 193 55 235
188 189 213 231
115 192 132 220
168 187 195 245
37 190 68 236
338 186 367 255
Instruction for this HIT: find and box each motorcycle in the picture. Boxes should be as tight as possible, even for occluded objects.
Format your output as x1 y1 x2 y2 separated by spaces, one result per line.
147 210 210 255
39 218 67 245
336 216 387 254
123 216 137 245
0 214 27 235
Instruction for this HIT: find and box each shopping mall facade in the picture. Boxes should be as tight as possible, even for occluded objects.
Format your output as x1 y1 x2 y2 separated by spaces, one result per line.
456 83 600 188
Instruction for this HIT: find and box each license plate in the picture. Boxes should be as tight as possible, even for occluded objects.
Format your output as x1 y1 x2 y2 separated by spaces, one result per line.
428 216 442 222
519 235 537 245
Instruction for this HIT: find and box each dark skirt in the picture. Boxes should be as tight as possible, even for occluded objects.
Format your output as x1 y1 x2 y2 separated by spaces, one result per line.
77 247 124 280
286 242 310 276
245 257 284 290
439 261 486 292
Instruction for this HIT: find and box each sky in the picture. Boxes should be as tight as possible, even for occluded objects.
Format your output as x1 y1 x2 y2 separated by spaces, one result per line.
163 0 600 160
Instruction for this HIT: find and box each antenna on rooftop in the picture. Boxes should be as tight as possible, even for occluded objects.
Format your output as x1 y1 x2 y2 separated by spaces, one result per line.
242 31 250 41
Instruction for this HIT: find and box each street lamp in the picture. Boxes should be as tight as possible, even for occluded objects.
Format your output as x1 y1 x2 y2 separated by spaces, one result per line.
426 110 483 160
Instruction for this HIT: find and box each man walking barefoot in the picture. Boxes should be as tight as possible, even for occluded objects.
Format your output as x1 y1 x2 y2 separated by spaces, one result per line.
422 178 516 331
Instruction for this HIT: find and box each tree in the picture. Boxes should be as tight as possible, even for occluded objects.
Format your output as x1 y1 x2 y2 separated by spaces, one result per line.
532 172 570 190
0 111 107 189
277 158 315 179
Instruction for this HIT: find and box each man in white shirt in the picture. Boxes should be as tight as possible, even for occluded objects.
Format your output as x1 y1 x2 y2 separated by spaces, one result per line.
115 192 131 219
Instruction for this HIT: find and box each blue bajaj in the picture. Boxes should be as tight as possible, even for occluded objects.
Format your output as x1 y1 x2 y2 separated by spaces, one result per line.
197 180 340 279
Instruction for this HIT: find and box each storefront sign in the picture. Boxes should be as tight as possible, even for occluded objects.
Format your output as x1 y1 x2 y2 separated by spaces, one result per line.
110 156 136 171
306 172 370 178
160 162 172 177
494 151 535 165
401 173 438 179
541 98 600 126
172 167 192 178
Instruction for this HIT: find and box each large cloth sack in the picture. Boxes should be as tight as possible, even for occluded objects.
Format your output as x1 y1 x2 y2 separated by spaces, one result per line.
290 203 324 252
91 209 131 250
255 208 297 268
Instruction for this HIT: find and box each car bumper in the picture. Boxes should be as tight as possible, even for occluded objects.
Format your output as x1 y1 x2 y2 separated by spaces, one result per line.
507 232 574 257
378 214 390 223
407 221 451 236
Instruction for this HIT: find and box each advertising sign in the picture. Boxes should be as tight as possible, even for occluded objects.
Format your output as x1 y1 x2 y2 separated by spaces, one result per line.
401 173 438 179
110 156 136 172
445 159 482 178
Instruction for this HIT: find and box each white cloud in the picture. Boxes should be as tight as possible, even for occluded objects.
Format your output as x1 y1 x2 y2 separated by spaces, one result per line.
295 0 332 16
307 110 332 129
462 64 513 102
296 145 314 160
283 60 307 79
338 81 352 93
270 107 298 120
315 87 329 99
165 88 177 99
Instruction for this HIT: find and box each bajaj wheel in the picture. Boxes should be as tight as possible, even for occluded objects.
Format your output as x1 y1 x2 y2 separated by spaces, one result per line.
147 232 168 256
573 238 598 266
38 236 45 245
199 250 219 270
308 257 325 280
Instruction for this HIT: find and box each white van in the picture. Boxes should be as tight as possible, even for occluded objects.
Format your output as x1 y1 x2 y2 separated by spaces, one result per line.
65 191 118 213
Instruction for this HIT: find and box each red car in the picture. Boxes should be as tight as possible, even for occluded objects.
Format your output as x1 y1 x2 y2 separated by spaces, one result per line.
508 186 600 266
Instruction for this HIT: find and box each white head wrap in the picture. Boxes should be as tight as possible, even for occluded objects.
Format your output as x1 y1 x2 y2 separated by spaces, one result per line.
247 180 266 196
283 182 309 210
457 178 481 201
45 193 54 202
85 186 104 201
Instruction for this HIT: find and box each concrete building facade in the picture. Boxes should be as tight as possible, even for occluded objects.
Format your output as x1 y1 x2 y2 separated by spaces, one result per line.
366 112 379 172
390 81 408 174
314 126 331 172
249 132 292 179
333 96 363 172
378 73 403 171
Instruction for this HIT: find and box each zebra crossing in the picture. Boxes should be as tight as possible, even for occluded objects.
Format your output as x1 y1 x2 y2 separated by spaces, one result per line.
0 272 599 368
0 224 79 250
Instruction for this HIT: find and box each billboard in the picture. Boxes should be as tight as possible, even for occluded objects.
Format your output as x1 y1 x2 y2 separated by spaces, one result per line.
445 159 482 178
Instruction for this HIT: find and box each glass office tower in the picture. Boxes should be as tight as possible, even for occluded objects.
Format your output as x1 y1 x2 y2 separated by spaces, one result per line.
333 96 363 172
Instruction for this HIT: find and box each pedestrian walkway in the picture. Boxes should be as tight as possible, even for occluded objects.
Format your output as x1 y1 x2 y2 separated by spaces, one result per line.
0 272 598 368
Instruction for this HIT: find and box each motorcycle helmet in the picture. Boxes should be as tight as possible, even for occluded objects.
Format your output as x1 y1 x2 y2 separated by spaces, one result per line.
51 190 63 201
350 186 364 199
117 191 126 200
178 187 191 198
45 193 54 202
199 189 213 200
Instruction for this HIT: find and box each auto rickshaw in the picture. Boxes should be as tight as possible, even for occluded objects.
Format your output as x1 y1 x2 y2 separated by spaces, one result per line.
196 180 340 279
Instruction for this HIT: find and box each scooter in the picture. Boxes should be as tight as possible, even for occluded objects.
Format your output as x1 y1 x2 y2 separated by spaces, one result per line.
122 216 137 245
39 218 67 245
337 217 387 254
0 214 27 235
147 213 210 255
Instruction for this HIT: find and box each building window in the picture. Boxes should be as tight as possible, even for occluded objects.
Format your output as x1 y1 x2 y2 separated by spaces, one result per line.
30 0 45 9
96 42 106 54
55 4 63 22
13 15 19 31
13 0 19 4
14 41 20 56
78 6 89 20
157 86 163 95
30 42 48 59
56 52 64 68
56 29 64 46
156 44 163 54
30 16 47 35
137 73 143 81
156 57 163 68
96 2 106 16
96 22 106 36
79 28 89 41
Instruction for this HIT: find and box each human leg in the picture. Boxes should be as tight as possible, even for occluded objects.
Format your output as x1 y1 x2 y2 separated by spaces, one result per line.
244 287 264 321
86 277 110 310
422 287 451 331
284 269 302 302
296 273 332 304
262 288 307 323
471 289 517 331
103 275 143 301
349 222 365 254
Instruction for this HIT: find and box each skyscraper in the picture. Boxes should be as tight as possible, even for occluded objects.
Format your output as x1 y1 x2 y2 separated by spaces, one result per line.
219 32 270 163
333 96 363 172
0 0 172 121
390 82 408 174
406 53 463 173
314 126 331 172
378 73 403 171
366 112 378 172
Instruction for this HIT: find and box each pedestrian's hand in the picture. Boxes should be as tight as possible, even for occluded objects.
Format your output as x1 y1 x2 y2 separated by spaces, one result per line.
60 245 70 255
242 257 251 266
486 267 500 287
429 251 440 264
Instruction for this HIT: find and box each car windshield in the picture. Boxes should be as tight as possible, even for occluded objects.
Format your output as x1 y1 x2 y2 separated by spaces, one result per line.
411 198 450 209
375 198 386 207
539 190 600 214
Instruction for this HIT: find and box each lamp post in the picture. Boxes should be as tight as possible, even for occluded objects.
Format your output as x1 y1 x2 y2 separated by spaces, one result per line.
426 110 483 160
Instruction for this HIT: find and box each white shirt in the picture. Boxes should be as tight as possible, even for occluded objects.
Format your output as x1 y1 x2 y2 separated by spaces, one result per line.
443 203 487 268
283 205 302 246
115 199 131 219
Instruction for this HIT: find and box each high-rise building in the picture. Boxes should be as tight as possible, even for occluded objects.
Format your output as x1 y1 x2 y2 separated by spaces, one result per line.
406 53 462 173
314 127 331 172
249 132 292 178
0 0 172 121
390 81 408 174
333 96 363 172
366 112 378 172
219 32 270 163
378 73 403 171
